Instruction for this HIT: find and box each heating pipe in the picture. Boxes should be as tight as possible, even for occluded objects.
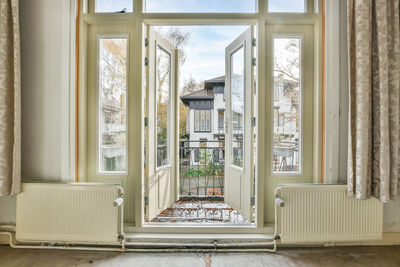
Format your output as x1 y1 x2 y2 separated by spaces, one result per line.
0 230 277 253
0 188 283 252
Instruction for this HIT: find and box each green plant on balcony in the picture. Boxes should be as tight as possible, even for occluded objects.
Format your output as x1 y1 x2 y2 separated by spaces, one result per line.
184 168 205 177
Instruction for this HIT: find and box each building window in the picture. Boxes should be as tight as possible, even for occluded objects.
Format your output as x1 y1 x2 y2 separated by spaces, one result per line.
194 110 212 132
218 111 224 130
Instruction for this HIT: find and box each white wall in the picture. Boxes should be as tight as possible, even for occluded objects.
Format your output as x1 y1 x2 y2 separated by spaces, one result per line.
384 199 400 232
213 93 225 132
0 197 16 224
0 0 75 225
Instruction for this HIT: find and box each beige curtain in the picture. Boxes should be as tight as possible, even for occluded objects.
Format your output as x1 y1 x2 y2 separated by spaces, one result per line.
347 0 400 202
0 0 21 196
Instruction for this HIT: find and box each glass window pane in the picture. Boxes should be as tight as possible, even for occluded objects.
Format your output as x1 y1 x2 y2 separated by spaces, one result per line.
200 110 205 131
145 0 256 13
206 110 211 131
272 37 302 173
195 110 199 131
95 0 133 13
231 46 244 168
157 46 171 167
269 0 305 13
218 111 224 129
99 38 128 173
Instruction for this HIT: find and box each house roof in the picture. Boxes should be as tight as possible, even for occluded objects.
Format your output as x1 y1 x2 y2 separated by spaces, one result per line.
180 75 225 106
180 89 214 106
205 75 225 84
205 75 224 89
182 89 213 97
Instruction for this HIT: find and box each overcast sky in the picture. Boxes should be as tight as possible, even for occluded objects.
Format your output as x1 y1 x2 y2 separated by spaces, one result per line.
158 26 248 88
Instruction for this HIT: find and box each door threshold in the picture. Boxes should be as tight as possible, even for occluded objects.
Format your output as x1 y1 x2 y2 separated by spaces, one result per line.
125 233 275 242
123 223 275 236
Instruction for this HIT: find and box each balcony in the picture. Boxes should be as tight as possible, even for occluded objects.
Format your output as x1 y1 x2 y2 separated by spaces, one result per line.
213 127 225 138
178 140 225 198
151 139 251 224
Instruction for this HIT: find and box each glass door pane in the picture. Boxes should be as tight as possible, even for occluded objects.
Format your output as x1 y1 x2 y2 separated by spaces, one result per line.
231 46 244 168
156 46 171 168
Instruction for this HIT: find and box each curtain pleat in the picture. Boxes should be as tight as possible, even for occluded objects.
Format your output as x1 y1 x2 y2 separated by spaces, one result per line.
0 0 21 196
347 0 400 202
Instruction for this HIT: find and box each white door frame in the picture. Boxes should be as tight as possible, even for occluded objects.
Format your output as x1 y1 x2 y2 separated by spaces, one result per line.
145 26 178 222
224 26 255 222
80 0 323 235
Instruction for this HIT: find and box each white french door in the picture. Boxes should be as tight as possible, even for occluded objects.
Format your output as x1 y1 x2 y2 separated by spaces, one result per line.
145 27 179 222
224 26 255 221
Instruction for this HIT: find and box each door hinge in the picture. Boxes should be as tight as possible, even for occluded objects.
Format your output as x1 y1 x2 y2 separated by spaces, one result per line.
252 58 256 66
144 57 149 67
145 37 149 47
251 196 256 206
252 38 256 47
144 117 149 126
251 117 256 127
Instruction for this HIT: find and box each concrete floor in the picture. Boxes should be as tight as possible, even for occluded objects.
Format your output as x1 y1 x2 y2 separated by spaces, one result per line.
0 245 399 267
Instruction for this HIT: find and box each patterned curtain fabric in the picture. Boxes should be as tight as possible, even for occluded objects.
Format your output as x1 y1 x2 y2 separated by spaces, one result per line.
347 0 400 202
0 0 21 196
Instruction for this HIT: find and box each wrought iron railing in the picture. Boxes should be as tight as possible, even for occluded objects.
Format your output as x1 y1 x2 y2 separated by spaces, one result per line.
179 140 225 198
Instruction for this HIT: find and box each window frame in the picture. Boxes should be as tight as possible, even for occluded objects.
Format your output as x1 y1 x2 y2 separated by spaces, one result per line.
86 0 318 14
79 0 323 235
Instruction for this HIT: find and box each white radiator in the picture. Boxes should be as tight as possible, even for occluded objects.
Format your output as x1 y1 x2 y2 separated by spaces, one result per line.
16 183 123 244
276 184 383 243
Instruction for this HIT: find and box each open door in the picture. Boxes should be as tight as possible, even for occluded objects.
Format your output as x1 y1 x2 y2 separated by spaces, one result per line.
145 27 179 222
224 27 254 221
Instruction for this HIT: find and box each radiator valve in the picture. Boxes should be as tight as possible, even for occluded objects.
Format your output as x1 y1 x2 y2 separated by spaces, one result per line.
275 197 285 207
113 197 124 207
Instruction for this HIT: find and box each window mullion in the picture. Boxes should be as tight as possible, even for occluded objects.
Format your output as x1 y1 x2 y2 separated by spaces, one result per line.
307 0 315 14
134 0 143 15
